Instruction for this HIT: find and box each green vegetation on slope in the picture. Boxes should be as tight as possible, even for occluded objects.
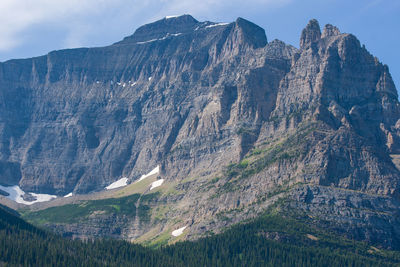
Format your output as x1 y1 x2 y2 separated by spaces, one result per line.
22 193 159 225
0 204 180 267
165 213 400 267
4 203 400 266
214 122 316 195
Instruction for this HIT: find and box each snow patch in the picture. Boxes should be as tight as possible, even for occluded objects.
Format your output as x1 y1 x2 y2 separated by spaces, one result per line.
172 226 187 237
205 23 229 28
169 33 182 37
138 166 160 182
136 38 158 44
105 177 128 190
30 193 57 203
0 185 57 205
306 234 319 241
64 192 73 198
165 15 180 19
136 33 183 45
150 179 164 190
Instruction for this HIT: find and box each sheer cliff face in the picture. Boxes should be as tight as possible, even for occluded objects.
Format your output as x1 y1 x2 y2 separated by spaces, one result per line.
4 16 397 196
2 15 400 248
0 16 399 196
0 15 286 194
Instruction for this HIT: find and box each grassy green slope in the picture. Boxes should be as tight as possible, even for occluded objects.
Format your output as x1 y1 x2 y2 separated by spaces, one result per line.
22 193 159 225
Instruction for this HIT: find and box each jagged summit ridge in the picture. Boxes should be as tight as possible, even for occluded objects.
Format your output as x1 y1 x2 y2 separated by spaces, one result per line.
120 14 199 43
321 24 340 38
300 19 321 49
115 15 267 49
234 17 267 48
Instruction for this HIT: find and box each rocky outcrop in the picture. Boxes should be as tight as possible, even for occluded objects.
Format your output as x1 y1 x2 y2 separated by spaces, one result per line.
287 184 400 249
300 19 321 49
1 16 400 248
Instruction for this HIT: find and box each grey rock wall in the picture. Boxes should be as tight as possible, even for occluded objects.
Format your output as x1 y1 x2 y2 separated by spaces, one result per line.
1 15 400 247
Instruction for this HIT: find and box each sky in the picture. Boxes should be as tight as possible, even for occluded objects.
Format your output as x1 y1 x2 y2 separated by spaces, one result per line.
0 0 398 89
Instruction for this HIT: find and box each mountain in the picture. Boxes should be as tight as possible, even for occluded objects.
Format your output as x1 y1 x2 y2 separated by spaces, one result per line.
0 14 271 194
1 15 400 249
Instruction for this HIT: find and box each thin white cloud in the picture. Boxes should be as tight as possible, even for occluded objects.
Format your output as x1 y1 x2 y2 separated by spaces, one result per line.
0 0 291 51
0 0 119 50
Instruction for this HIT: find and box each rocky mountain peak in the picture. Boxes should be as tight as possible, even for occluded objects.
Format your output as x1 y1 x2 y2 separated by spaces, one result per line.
234 17 267 48
321 24 341 38
300 19 321 49
1 16 400 250
117 14 199 44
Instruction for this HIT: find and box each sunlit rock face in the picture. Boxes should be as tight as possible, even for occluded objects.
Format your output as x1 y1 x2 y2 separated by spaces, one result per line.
0 15 272 195
1 15 400 248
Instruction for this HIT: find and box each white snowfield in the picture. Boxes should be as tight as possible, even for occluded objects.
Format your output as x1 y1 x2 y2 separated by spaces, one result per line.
138 166 160 182
205 22 229 28
105 177 129 190
0 185 57 205
64 192 73 198
172 226 187 237
150 179 164 190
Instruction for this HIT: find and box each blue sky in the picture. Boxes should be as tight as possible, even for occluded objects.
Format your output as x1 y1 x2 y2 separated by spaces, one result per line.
0 0 398 90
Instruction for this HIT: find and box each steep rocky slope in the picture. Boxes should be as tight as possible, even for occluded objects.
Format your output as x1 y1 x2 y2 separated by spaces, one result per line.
1 15 400 248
